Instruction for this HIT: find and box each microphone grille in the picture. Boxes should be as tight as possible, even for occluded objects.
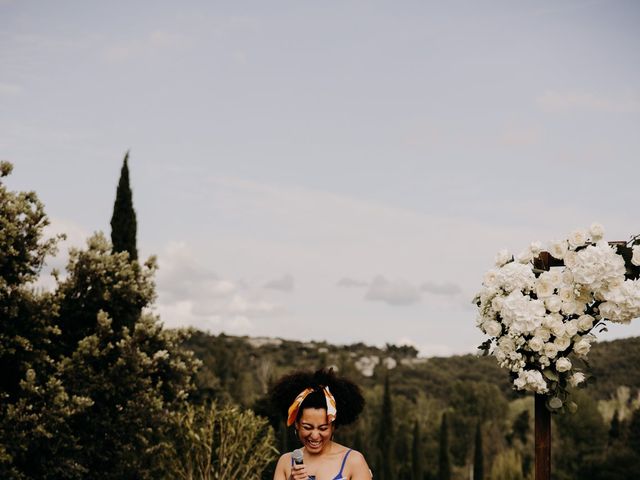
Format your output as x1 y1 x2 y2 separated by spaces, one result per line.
292 448 304 464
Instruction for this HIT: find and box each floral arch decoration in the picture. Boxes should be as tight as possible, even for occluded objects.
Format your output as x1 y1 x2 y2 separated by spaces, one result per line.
475 224 640 412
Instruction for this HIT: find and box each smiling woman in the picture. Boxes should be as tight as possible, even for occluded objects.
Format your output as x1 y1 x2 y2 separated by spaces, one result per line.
270 369 372 480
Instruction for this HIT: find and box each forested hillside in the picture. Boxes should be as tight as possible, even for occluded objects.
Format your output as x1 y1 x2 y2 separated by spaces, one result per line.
184 332 640 480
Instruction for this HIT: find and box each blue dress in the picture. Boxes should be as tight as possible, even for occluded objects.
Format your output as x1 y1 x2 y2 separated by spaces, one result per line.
290 448 353 480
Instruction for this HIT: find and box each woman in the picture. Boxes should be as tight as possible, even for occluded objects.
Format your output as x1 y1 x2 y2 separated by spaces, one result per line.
270 368 372 480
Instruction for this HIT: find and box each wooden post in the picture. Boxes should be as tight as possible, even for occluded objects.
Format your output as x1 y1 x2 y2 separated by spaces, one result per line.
535 394 551 480
532 253 554 480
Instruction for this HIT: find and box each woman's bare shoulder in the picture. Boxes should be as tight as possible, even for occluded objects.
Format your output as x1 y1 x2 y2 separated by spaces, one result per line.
273 453 291 480
346 449 367 463
345 449 372 479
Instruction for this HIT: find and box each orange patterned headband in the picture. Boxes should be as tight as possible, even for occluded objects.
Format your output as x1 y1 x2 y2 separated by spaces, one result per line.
286 386 337 426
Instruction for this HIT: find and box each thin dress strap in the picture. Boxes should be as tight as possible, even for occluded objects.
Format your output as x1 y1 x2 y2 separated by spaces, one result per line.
334 449 353 479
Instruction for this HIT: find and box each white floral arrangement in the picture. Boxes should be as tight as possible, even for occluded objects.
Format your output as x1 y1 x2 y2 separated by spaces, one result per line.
474 224 640 412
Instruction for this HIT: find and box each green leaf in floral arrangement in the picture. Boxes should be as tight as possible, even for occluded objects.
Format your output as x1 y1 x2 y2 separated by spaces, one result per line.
478 339 492 356
542 369 559 381
548 397 563 410
567 401 578 414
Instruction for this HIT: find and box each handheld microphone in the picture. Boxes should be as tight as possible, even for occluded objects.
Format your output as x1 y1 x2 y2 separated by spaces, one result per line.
292 448 304 465
293 449 316 479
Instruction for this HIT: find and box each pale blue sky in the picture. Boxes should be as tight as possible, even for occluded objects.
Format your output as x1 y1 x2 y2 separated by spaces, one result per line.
2 0 639 355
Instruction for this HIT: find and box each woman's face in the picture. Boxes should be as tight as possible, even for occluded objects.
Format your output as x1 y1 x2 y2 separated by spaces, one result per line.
296 407 334 453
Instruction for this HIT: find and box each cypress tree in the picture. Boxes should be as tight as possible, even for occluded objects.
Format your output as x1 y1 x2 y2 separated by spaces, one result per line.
110 151 138 261
411 420 423 480
609 409 620 444
438 412 451 480
512 409 530 444
473 421 484 480
377 375 394 480
629 409 640 453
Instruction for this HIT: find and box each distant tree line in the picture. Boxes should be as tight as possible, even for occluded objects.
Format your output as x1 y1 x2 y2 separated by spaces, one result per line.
183 327 640 480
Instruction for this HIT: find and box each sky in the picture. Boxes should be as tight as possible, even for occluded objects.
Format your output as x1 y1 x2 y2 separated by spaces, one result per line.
1 0 639 356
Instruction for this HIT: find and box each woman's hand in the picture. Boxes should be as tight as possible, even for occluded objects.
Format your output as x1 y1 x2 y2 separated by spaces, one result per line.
290 463 310 480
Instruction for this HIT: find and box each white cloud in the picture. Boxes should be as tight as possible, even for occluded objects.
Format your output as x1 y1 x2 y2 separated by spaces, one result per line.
364 275 421 306
421 281 462 296
0 82 23 96
154 242 284 333
264 273 294 292
337 277 369 288
537 90 640 113
33 217 91 290
104 30 191 62
499 126 541 146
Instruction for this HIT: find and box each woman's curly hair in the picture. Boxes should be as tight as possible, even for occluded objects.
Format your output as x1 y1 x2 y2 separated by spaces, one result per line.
269 368 365 427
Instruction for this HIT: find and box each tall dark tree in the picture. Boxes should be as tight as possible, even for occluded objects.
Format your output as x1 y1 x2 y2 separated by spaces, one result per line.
629 408 640 453
473 421 484 480
438 412 451 480
110 152 138 261
411 420 423 480
376 375 394 480
512 409 530 444
608 409 621 444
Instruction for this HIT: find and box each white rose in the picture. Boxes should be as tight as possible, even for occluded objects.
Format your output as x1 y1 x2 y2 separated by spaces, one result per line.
528 336 545 352
558 287 574 303
498 336 516 354
572 300 588 316
573 338 592 357
551 322 566 338
599 301 626 322
514 369 548 393
543 342 559 359
549 240 568 260
589 223 605 242
536 279 554 298
554 335 571 351
539 355 550 367
561 269 574 286
534 327 551 342
543 313 565 337
491 295 505 312
513 377 525 390
563 251 578 269
568 230 587 249
577 314 594 331
561 300 580 316
546 270 563 287
517 249 534 264
568 372 586 387
495 249 512 267
555 357 572 372
633 245 640 267
565 320 579 337
483 269 500 287
483 320 502 337
530 241 543 256
544 295 562 313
